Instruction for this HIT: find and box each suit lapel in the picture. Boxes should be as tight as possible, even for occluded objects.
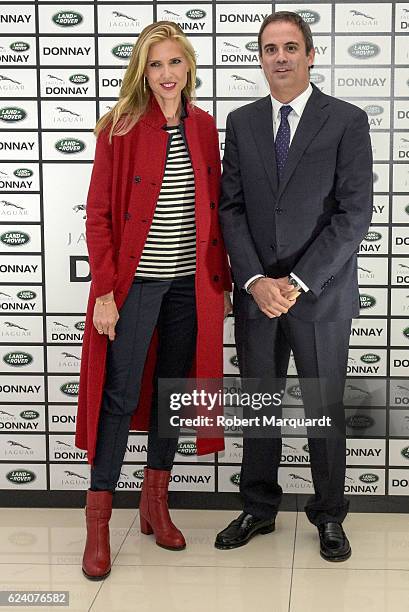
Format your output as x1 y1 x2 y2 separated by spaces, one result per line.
249 96 279 197
277 85 330 199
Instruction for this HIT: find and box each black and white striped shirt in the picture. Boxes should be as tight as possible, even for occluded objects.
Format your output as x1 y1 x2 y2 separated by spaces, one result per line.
135 125 196 279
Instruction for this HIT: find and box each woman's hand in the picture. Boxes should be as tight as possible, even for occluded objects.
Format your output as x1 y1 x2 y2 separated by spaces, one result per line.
93 291 119 341
224 291 233 318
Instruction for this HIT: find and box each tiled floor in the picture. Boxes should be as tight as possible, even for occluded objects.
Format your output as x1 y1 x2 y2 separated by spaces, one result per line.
1 508 409 611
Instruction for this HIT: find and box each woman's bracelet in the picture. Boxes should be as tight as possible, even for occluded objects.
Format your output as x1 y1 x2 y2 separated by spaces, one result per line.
96 298 114 306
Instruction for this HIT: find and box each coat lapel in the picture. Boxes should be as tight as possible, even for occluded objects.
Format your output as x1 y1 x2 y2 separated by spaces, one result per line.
277 85 330 199
249 96 279 197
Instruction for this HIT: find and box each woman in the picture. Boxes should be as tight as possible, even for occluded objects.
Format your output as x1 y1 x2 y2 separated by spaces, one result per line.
75 21 232 580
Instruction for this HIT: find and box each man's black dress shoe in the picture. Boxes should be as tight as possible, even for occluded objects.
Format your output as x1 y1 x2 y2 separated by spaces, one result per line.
318 522 351 562
215 512 275 550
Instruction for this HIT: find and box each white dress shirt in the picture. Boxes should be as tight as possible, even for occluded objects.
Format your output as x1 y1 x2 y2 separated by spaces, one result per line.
245 84 313 294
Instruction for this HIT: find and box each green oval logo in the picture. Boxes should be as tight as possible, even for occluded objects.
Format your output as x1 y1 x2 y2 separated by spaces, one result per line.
373 172 378 183
287 384 301 399
0 107 26 122
302 444 309 453
111 44 134 59
230 355 239 368
401 446 409 460
348 42 380 59
6 469 36 484
3 352 33 367
60 382 79 396
295 9 320 24
405 205 409 216
177 441 197 456
75 321 86 331
17 290 36 301
10 41 30 53
69 73 89 84
14 168 33 178
364 104 384 116
133 469 145 480
55 138 85 154
359 473 379 483
359 294 376 309
52 11 83 26
230 473 240 486
310 73 325 84
245 41 259 52
346 415 374 429
0 231 30 246
186 9 206 19
403 327 409 339
360 353 380 364
364 231 382 242
195 77 202 89
20 410 39 420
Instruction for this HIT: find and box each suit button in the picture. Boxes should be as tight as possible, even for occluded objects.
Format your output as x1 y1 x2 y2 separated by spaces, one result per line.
270 243 275 250
212 238 218 246
275 208 283 214
134 176 141 183
213 275 219 282
124 212 131 220
210 202 215 209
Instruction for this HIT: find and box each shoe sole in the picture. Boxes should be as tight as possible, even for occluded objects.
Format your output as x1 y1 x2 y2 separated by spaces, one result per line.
82 567 111 581
156 542 186 551
320 547 352 562
214 524 275 550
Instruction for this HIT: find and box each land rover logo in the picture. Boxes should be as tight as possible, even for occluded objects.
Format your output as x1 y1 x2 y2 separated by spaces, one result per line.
230 355 239 368
20 410 39 420
302 444 309 453
364 231 382 241
359 473 378 483
364 104 383 116
309 73 325 84
373 172 378 182
295 9 320 24
0 107 26 123
60 382 79 396
195 77 202 89
360 353 380 364
69 74 89 84
14 168 33 178
359 294 376 309
17 290 36 300
133 469 144 480
6 469 36 484
348 42 380 59
405 205 409 215
403 327 409 339
401 446 409 460
52 11 83 26
245 41 259 52
177 441 197 455
55 139 85 154
10 41 30 53
230 473 240 486
0 231 30 246
75 321 86 331
3 352 32 367
112 44 134 59
346 415 374 429
186 9 206 19
287 384 301 399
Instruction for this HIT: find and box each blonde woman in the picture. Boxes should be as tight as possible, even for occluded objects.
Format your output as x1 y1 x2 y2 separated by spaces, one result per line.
75 21 231 580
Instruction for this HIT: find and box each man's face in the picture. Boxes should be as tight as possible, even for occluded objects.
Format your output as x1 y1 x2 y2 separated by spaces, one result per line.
259 21 315 95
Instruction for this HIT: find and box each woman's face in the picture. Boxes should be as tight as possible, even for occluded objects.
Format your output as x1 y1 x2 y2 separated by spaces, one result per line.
144 38 189 104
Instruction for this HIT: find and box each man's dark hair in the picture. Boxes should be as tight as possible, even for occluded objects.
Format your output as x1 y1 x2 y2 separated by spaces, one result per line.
258 11 314 56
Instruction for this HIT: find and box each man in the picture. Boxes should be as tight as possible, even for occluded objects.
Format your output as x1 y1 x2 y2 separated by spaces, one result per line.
216 12 373 561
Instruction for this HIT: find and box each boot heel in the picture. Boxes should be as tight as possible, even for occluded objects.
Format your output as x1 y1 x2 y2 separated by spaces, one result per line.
259 525 275 535
140 515 153 535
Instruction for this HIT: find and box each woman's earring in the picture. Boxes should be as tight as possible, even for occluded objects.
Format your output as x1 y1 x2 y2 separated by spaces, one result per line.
143 76 148 92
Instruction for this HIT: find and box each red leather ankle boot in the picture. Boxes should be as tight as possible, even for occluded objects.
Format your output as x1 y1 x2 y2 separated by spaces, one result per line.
139 467 186 550
82 489 113 580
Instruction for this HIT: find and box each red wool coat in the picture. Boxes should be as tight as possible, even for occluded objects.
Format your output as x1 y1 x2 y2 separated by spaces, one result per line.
75 96 231 466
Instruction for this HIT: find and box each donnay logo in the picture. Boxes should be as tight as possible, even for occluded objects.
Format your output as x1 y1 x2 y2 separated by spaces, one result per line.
346 414 374 429
69 74 89 84
0 107 26 122
17 290 36 300
177 441 197 456
14 168 33 178
359 294 376 309
360 353 380 364
111 44 134 59
3 352 33 367
295 9 320 24
52 11 83 27
60 382 79 396
186 9 206 19
6 469 36 484
401 446 409 460
364 104 384 116
133 469 144 480
364 231 382 241
55 138 85 154
10 41 30 53
348 42 380 59
20 410 39 420
359 473 379 483
0 231 30 246
230 472 240 486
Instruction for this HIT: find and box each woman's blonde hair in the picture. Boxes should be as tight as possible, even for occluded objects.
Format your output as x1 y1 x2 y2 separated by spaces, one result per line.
95 21 197 142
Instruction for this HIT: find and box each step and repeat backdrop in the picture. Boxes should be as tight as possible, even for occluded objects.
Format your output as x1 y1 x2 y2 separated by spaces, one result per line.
0 0 408 501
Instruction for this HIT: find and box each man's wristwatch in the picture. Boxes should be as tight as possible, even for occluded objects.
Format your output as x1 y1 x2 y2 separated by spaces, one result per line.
288 277 304 293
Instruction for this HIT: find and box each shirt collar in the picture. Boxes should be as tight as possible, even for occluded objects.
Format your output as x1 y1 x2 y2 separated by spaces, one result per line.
270 83 313 124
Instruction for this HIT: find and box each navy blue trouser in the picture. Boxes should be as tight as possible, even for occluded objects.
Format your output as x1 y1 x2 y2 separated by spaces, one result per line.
90 275 197 492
